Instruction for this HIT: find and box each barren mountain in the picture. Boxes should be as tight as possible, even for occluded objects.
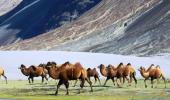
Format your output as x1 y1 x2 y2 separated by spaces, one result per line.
0 0 21 16
0 0 101 45
0 0 170 56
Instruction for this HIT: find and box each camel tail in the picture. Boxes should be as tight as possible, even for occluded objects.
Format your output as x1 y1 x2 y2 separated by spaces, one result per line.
132 71 137 84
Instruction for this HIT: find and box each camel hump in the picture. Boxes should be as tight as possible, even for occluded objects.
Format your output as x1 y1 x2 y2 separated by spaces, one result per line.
30 65 37 71
87 68 91 71
93 68 96 70
147 64 155 71
117 62 124 68
38 64 45 68
127 63 131 66
63 61 70 66
156 65 160 69
75 62 82 67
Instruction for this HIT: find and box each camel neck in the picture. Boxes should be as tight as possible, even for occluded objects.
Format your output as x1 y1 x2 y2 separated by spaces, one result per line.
48 68 59 79
21 68 29 76
100 68 107 77
140 70 149 78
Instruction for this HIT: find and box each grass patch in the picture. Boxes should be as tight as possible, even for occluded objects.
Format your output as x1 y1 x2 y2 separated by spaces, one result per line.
0 79 169 100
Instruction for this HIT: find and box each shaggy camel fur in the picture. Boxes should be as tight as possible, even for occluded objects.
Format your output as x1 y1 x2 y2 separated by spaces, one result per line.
138 65 166 88
0 67 7 84
19 64 48 83
46 61 93 95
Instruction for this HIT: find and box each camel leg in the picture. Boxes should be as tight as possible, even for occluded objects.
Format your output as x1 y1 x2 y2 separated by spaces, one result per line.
130 75 133 86
97 76 101 86
151 77 154 88
116 78 120 87
155 78 159 88
162 76 166 88
28 76 31 84
78 79 85 94
42 76 44 83
94 77 97 84
85 78 93 92
55 80 63 95
120 77 123 87
125 76 130 87
2 75 7 84
144 78 149 88
123 76 126 84
73 80 78 87
31 77 34 83
103 77 109 86
64 81 69 95
132 72 137 88
44 75 48 84
111 77 115 86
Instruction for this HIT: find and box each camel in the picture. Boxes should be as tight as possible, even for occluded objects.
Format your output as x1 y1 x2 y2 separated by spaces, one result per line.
123 63 137 87
0 67 7 84
138 65 166 88
74 67 101 86
45 61 93 95
98 63 137 87
98 64 116 86
19 64 48 83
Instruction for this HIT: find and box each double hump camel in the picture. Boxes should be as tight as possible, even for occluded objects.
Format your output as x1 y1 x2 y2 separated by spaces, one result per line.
19 64 48 83
138 64 166 88
45 61 93 95
98 63 137 87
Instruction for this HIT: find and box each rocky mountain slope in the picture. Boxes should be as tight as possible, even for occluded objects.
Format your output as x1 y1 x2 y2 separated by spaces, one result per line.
0 0 101 45
0 0 170 56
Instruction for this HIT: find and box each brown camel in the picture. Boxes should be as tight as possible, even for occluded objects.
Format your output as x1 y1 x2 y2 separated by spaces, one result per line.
45 61 93 95
0 67 7 84
74 67 101 86
98 63 137 87
19 64 48 83
138 65 166 88
98 64 116 86
123 63 137 87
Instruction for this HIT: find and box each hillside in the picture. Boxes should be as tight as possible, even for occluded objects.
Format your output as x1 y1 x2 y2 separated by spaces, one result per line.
0 0 101 45
0 0 170 56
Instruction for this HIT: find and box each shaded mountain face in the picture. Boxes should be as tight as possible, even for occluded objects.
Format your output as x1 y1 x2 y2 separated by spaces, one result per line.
1 0 170 57
0 0 101 45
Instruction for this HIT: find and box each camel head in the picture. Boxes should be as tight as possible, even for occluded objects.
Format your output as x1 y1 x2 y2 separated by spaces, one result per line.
138 66 145 72
19 64 26 69
107 64 114 69
45 62 56 70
